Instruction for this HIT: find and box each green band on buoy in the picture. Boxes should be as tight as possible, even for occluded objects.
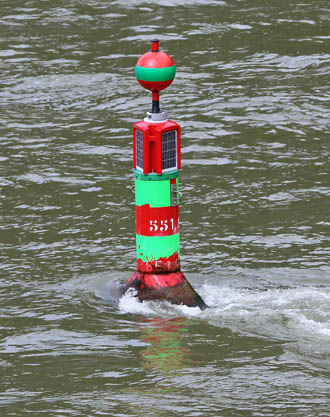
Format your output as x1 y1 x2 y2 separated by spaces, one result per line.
135 65 176 82
135 178 172 207
134 169 179 181
136 233 180 262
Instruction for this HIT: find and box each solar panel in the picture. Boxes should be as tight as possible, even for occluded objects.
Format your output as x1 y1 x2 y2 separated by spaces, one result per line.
136 130 143 170
162 130 177 171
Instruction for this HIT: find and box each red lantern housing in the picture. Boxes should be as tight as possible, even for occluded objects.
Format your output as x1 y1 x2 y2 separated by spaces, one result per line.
133 120 181 175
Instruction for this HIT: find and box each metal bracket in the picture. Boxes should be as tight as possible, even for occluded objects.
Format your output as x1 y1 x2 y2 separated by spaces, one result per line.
170 184 182 206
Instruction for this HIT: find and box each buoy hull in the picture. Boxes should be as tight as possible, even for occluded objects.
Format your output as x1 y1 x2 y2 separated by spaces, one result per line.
125 270 207 310
124 40 206 310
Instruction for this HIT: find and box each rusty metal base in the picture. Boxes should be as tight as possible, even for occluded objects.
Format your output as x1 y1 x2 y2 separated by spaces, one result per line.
123 270 207 310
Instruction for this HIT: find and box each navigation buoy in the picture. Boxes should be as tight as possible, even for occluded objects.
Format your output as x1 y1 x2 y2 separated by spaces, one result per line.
123 40 206 309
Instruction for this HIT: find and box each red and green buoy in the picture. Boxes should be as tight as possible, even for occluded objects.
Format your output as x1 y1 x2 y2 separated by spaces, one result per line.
124 40 206 309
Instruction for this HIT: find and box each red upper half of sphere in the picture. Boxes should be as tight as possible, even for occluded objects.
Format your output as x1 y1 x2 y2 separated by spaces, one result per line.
136 51 175 69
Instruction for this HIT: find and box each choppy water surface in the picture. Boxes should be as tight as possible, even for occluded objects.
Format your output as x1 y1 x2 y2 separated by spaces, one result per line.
1 0 330 415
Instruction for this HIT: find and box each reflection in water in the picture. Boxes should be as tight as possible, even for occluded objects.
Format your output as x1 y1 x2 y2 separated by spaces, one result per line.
139 317 192 371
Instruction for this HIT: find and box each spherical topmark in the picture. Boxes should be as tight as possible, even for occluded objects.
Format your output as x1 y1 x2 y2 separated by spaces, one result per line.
135 40 176 92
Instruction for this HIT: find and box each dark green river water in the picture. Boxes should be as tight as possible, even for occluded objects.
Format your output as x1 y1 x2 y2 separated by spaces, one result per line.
1 1 330 416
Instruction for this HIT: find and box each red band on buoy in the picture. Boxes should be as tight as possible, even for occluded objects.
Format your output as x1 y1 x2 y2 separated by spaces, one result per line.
136 204 179 237
137 252 180 273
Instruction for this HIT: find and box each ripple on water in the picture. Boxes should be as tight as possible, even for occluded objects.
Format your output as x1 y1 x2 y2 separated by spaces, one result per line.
1 1 330 414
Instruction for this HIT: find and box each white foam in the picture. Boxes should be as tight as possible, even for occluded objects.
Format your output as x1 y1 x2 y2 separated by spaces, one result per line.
118 283 330 347
118 287 206 318
118 288 154 315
